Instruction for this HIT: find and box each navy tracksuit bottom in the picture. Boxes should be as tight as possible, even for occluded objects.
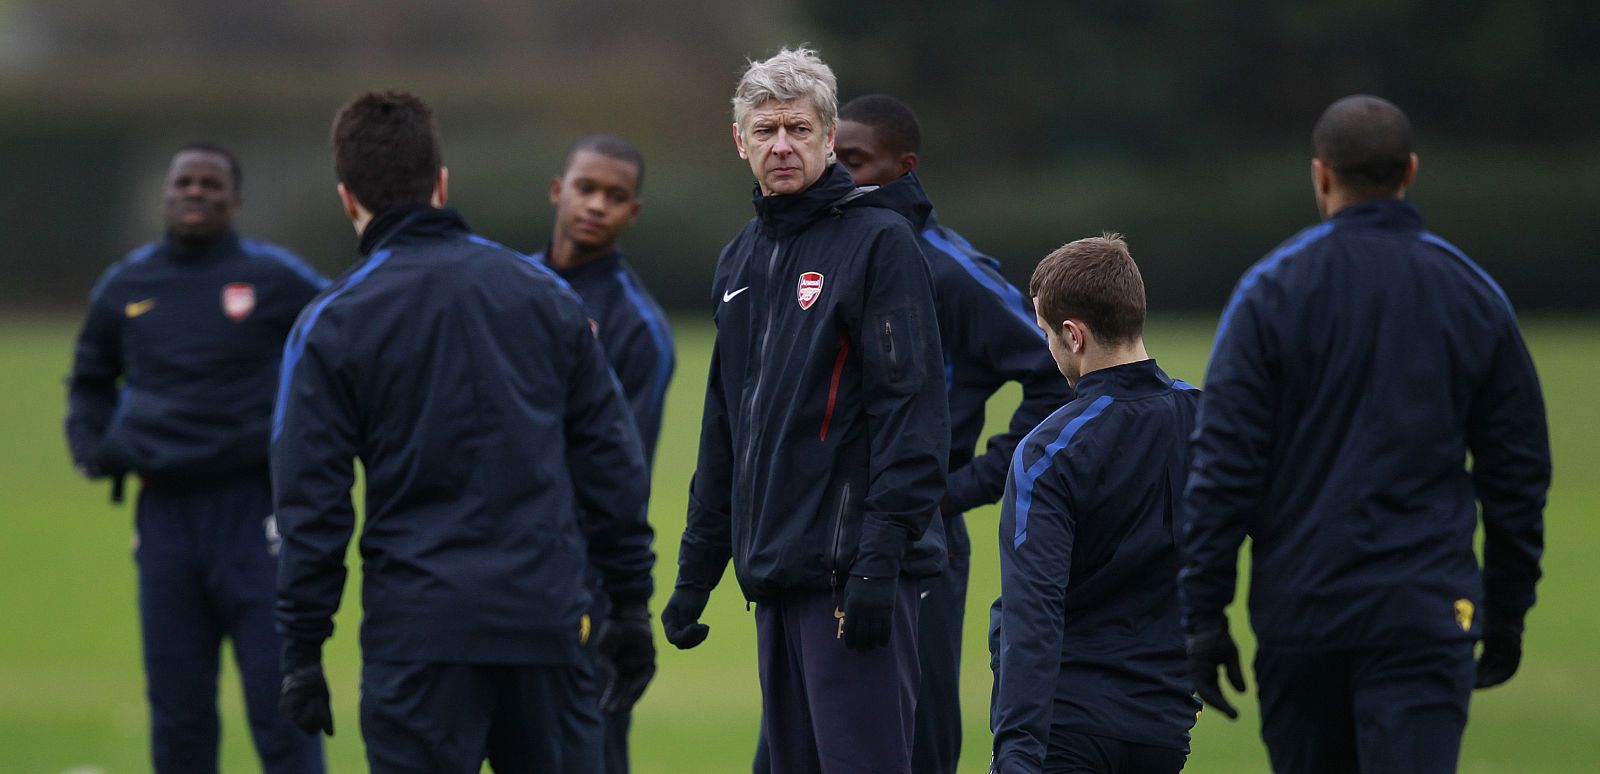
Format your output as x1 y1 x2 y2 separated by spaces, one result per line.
359 660 602 773
134 470 322 773
755 580 921 774
1255 641 1474 774
912 513 969 774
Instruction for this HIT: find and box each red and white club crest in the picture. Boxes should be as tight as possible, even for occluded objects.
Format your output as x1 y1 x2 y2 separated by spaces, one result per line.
221 282 256 322
797 271 825 310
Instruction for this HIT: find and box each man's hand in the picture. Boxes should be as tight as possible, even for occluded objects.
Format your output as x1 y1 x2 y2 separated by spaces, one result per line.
842 576 897 651
598 605 657 713
1475 615 1525 689
661 585 711 650
1187 621 1246 720
280 664 334 736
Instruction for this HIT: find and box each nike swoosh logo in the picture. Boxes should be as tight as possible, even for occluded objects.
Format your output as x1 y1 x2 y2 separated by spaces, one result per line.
124 298 157 318
722 286 750 303
920 590 931 600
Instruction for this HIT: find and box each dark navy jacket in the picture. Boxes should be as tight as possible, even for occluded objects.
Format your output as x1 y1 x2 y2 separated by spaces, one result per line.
271 208 653 666
679 164 950 601
533 248 676 464
871 173 1073 515
1182 198 1550 649
66 232 326 484
992 360 1201 769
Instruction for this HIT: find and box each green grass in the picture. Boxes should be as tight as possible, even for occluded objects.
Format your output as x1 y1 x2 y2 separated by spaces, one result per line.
3 315 1597 772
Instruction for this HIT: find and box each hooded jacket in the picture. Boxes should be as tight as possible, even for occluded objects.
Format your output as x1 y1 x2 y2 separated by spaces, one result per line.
271 207 652 665
678 164 950 602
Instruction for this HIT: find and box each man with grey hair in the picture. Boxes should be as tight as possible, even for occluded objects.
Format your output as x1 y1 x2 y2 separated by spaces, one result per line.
662 46 950 773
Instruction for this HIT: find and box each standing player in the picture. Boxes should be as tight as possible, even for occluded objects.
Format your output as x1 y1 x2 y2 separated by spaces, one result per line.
1182 95 1550 773
661 47 950 773
272 91 655 773
831 94 1073 774
533 133 675 774
990 235 1200 774
65 144 327 773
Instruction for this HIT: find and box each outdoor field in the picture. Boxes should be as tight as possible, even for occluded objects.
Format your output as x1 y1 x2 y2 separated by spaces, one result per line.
3 314 1597 772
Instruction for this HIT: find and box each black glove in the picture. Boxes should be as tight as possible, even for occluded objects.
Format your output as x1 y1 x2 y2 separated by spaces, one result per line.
1187 620 1246 720
597 604 657 713
842 576 897 651
280 664 334 736
1475 614 1525 689
661 584 711 650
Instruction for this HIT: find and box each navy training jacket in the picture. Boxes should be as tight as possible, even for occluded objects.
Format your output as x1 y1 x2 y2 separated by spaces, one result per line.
1182 198 1550 648
535 248 677 464
66 232 327 484
679 164 950 601
870 173 1073 514
271 207 653 666
991 360 1202 770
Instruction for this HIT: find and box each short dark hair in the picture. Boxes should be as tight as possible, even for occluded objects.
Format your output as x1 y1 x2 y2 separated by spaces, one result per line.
562 133 646 194
1030 233 1146 346
331 91 442 215
175 142 242 193
839 94 922 157
1312 95 1413 196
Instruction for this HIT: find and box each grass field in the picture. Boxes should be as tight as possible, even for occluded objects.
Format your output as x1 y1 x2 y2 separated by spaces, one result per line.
3 314 1598 772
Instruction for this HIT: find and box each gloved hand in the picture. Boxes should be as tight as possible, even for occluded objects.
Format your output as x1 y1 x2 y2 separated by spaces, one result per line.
280 664 334 736
1475 614 1525 689
1187 620 1246 719
842 576 897 651
661 584 711 650
597 604 657 713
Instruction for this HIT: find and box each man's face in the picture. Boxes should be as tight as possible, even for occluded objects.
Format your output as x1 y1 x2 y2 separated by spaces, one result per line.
550 150 641 252
835 119 906 187
1035 300 1080 384
732 97 835 196
164 150 239 243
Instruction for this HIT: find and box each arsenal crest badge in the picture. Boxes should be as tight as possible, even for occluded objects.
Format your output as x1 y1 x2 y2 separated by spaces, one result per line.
797 271 825 310
221 282 256 322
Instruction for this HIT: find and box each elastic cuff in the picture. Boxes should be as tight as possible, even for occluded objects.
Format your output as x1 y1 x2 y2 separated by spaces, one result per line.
851 519 909 578
281 638 323 671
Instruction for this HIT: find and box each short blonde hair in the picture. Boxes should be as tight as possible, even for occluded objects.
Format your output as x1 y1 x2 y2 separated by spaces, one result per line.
731 46 838 133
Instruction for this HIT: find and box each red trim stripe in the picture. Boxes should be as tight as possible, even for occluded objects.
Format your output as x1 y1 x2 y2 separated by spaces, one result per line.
819 332 850 441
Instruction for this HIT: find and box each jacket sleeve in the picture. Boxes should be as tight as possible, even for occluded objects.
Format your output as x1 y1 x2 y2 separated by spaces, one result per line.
65 268 126 475
604 311 676 466
992 462 1074 773
679 341 735 590
564 318 656 608
271 318 360 651
1470 320 1550 626
1180 283 1278 633
852 226 951 578
943 275 1073 513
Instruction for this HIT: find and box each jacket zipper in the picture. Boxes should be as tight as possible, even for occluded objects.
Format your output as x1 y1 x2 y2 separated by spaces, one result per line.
882 316 900 380
828 482 852 592
738 242 784 524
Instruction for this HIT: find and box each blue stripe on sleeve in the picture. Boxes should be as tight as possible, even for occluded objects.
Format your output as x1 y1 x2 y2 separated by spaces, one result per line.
614 268 675 411
1420 232 1516 318
272 249 393 442
1011 394 1114 549
90 244 158 300
1211 221 1335 355
243 239 331 290
921 227 1043 339
467 235 573 290
1172 380 1199 391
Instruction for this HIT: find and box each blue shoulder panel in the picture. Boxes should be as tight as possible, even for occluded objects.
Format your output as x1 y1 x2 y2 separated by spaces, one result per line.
615 268 675 409
90 243 159 300
1419 232 1515 318
1212 221 1335 352
1010 394 1114 549
921 226 1042 339
272 249 394 442
242 239 330 290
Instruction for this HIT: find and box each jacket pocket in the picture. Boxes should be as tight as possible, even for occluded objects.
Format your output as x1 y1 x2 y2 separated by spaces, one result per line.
871 307 924 393
827 482 853 584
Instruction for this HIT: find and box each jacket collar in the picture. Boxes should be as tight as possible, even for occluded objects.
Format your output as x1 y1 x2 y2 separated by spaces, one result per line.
535 244 623 282
1071 358 1179 400
358 206 469 256
1328 197 1425 232
861 171 935 232
751 163 867 240
162 230 241 263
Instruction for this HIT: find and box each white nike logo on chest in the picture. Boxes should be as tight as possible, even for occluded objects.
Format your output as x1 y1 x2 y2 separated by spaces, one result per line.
722 286 750 302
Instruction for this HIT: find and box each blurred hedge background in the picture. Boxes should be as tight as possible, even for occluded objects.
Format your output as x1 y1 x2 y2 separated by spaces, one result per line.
3 0 1597 313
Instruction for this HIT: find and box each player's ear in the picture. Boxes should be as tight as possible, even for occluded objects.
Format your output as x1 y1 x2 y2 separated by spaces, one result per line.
898 152 919 177
731 122 748 160
431 167 449 207
549 176 563 207
1401 153 1419 188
